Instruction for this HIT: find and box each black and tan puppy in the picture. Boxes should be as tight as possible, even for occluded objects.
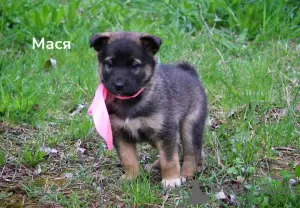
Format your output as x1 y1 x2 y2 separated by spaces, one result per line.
90 32 207 189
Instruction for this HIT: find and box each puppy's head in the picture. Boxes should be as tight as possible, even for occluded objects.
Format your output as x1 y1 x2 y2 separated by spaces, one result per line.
90 32 162 96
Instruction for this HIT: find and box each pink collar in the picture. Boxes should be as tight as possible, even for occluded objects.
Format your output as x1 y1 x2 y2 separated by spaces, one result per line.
88 84 144 150
114 87 145 100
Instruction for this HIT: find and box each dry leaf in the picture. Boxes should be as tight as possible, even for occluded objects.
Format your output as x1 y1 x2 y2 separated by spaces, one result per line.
215 190 227 200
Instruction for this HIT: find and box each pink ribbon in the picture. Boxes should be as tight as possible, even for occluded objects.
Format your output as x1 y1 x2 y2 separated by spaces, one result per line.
88 84 144 150
88 84 113 150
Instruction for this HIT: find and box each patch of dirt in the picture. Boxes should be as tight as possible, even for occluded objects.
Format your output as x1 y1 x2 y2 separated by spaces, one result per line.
257 146 299 179
262 108 287 124
0 121 37 138
0 122 125 207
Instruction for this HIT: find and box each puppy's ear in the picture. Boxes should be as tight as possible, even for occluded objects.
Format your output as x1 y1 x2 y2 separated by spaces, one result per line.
90 33 111 52
140 34 162 55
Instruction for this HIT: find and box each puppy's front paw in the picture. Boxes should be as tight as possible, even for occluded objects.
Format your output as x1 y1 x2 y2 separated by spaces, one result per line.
162 178 182 189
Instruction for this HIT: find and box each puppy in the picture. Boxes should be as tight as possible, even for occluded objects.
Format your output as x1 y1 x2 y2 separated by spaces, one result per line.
90 32 207 189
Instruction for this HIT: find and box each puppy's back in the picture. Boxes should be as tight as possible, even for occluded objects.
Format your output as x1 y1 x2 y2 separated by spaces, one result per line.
155 63 205 95
153 62 207 119
176 62 199 77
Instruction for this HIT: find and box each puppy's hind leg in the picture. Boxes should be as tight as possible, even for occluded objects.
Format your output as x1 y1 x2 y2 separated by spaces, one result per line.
181 120 197 180
181 110 206 179
191 114 206 173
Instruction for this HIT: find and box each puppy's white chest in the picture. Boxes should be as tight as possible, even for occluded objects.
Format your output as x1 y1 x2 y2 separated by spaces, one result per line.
123 118 142 138
111 116 143 138
110 114 163 140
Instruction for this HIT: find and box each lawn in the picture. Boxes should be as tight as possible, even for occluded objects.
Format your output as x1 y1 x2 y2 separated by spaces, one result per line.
0 0 299 207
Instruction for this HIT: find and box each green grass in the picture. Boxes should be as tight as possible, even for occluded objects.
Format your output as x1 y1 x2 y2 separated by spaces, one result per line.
0 0 299 207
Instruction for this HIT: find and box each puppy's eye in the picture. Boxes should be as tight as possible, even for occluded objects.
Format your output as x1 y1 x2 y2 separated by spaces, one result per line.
131 62 141 71
105 60 114 68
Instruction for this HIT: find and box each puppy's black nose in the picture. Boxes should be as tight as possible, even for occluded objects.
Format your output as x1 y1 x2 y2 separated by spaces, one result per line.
114 81 124 91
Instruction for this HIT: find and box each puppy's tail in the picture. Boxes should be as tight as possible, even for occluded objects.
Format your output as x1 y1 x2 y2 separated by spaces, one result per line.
177 62 198 77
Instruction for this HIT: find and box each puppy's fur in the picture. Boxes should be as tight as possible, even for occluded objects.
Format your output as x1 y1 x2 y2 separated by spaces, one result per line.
90 32 207 188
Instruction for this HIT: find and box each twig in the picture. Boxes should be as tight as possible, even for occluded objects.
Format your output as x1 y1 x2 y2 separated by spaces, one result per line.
22 195 26 207
107 190 123 202
279 73 291 107
215 147 224 168
143 204 161 207
212 132 224 168
67 81 90 98
1 165 5 176
162 193 169 207
212 13 217 33
280 71 298 85
199 6 213 36
274 147 298 152
215 48 225 64
199 6 226 65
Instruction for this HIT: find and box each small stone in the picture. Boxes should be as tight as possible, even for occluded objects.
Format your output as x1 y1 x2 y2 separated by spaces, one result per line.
49 148 58 154
74 139 82 148
76 147 86 154
229 194 236 204
140 155 150 163
40 147 58 154
97 186 101 192
227 110 235 118
35 164 42 174
50 59 56 68
64 173 73 179
237 176 245 182
288 178 297 186
44 58 57 70
69 104 85 119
